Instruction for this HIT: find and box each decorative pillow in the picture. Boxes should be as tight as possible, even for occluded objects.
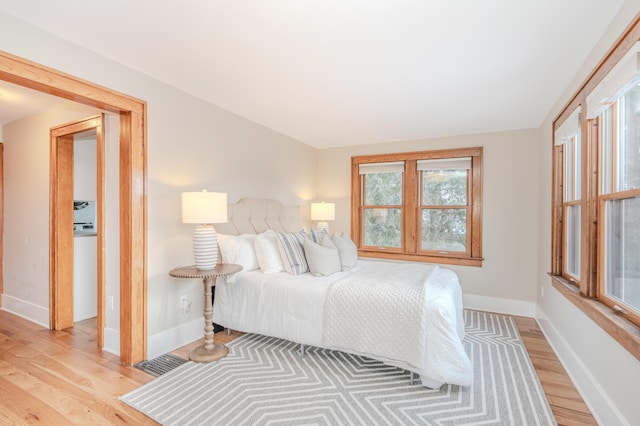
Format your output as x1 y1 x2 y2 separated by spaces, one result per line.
275 231 309 275
307 228 320 243
331 233 358 271
217 234 259 271
304 235 341 277
254 230 284 273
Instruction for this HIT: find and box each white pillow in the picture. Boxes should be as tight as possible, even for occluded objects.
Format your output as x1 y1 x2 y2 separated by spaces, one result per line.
304 235 341 277
275 231 309 275
254 231 284 273
331 233 358 271
217 234 259 271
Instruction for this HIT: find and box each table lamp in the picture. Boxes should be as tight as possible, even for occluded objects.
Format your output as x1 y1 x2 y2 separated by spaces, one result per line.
310 202 335 233
182 190 227 270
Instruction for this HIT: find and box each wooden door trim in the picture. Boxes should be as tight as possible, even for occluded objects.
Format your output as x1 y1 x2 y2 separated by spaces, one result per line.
0 50 147 365
49 132 74 329
49 115 106 347
0 143 3 307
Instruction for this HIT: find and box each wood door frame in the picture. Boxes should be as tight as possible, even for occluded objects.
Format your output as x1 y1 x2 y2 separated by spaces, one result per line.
0 143 3 308
0 50 147 365
50 115 105 347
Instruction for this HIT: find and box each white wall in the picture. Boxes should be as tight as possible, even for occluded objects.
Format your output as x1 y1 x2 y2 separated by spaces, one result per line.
317 129 540 316
73 136 96 200
0 13 317 357
73 237 97 321
536 1 640 424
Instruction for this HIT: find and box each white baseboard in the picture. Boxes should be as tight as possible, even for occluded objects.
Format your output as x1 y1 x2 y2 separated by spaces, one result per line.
463 293 536 317
103 327 120 356
147 317 203 360
1 294 49 328
535 306 627 426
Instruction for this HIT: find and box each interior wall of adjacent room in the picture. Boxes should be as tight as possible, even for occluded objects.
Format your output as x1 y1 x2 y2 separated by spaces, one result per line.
0 13 318 348
316 128 540 310
1 103 114 324
73 135 98 322
536 1 640 424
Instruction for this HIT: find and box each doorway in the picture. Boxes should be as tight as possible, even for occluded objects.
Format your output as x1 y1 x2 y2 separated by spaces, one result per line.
50 115 105 347
0 50 147 365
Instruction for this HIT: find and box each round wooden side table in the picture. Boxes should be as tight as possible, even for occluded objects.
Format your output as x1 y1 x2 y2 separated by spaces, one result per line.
169 263 242 362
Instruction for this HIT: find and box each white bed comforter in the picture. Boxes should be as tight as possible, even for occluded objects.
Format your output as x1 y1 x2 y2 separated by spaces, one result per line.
213 260 472 387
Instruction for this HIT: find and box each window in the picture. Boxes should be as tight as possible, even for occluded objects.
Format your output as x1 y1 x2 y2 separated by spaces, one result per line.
351 148 483 267
552 31 640 352
359 161 404 249
555 107 582 281
593 85 640 326
418 158 471 254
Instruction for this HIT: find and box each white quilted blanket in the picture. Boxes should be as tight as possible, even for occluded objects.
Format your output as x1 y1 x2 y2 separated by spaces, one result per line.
323 262 472 388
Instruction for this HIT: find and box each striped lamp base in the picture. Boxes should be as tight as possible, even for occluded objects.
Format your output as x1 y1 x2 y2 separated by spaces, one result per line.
192 224 218 270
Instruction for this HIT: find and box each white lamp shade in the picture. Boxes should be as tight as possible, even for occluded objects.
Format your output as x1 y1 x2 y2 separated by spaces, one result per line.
310 202 335 221
182 191 228 224
181 191 227 270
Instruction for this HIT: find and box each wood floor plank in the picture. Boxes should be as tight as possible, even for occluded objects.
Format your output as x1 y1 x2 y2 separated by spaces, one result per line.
0 358 114 425
513 316 596 424
0 311 158 425
0 377 73 424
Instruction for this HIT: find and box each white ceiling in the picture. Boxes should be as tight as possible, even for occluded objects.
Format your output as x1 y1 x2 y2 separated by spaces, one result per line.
0 1 626 148
0 80 64 127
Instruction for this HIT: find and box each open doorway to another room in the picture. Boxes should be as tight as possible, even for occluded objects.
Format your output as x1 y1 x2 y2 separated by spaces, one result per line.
50 115 106 348
0 51 147 365
73 129 99 332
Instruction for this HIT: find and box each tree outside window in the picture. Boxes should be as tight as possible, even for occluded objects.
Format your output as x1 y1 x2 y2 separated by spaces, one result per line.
351 148 483 267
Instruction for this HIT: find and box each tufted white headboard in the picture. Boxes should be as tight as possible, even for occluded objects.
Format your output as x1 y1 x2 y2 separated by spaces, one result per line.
214 198 302 235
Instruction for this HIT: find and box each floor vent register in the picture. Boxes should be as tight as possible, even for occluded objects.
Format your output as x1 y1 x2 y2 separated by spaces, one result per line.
134 353 188 377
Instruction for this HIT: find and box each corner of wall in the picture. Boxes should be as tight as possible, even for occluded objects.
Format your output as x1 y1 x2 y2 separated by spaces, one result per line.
464 293 536 317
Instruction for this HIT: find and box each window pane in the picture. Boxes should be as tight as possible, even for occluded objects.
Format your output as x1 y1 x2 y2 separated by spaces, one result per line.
364 172 402 206
422 169 467 206
565 205 581 277
363 208 401 248
619 85 640 191
601 108 613 195
604 197 640 313
574 135 581 198
564 139 574 201
421 209 466 252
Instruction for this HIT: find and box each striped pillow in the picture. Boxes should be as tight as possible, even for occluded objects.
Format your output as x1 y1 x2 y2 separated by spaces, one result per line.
275 231 309 275
307 228 320 243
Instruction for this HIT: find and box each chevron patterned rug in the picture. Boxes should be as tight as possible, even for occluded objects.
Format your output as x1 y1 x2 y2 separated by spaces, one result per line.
120 311 555 425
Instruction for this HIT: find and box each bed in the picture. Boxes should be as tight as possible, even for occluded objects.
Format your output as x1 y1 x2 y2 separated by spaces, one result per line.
212 198 473 388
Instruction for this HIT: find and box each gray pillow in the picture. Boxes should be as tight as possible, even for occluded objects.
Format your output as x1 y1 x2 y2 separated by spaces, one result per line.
303 236 341 277
331 233 358 270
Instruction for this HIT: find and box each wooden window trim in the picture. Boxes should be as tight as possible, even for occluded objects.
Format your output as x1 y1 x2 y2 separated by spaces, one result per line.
550 274 640 362
551 11 640 360
351 147 483 267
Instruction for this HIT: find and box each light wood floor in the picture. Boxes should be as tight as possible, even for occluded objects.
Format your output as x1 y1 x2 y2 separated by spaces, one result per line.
0 310 596 425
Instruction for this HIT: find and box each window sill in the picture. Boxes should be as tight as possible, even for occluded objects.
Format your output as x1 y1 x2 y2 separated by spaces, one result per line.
358 250 483 267
549 274 640 362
